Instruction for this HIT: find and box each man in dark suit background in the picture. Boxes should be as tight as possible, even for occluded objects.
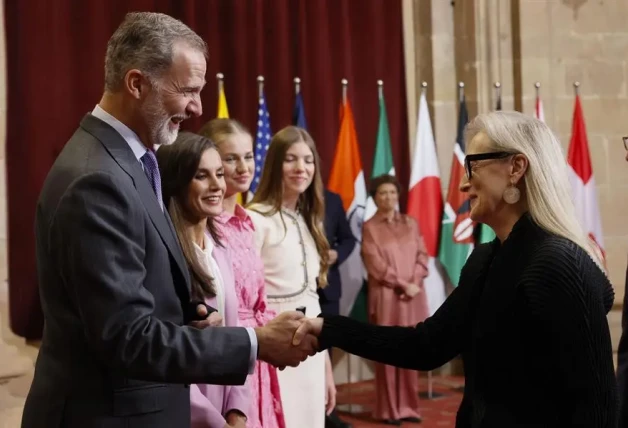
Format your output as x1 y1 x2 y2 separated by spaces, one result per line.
616 145 628 427
320 189 356 428
23 12 314 428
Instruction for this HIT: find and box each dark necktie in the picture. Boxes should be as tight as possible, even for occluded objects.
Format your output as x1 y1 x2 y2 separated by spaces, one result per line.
140 150 164 211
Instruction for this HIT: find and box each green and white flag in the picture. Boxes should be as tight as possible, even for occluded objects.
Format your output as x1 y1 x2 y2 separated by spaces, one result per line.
363 85 396 222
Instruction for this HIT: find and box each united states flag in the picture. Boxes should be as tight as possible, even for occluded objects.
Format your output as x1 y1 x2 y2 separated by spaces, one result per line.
250 92 272 194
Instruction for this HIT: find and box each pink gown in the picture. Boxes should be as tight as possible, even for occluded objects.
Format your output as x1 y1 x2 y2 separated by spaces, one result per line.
215 205 285 428
361 212 429 421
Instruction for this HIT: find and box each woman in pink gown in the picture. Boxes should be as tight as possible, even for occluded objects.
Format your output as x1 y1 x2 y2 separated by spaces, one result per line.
362 174 429 426
199 119 285 428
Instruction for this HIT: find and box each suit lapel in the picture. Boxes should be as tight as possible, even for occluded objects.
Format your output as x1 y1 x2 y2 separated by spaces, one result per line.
79 114 191 293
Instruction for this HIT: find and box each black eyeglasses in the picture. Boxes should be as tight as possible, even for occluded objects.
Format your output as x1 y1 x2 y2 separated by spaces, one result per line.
623 136 628 151
464 152 517 179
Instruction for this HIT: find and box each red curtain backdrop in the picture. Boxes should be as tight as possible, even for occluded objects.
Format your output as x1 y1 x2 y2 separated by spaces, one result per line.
5 0 408 339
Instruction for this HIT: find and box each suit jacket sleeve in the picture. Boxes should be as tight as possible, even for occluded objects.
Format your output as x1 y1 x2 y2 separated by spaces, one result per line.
52 172 250 385
331 193 356 266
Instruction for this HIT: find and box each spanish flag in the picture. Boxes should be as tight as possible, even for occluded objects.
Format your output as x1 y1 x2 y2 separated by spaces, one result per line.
217 86 229 119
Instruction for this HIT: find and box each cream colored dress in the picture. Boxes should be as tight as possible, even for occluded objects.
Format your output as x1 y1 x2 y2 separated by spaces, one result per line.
247 204 325 428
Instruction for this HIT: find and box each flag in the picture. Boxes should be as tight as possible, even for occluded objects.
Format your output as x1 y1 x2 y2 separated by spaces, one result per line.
364 89 396 222
250 92 272 194
535 92 545 122
293 92 308 129
408 91 446 315
438 94 474 287
328 100 367 320
475 93 500 244
408 91 442 257
217 85 229 119
567 95 605 264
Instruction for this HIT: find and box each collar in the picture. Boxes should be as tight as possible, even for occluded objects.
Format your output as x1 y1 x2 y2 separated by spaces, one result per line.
91 104 147 162
216 204 254 229
193 231 215 255
373 210 402 223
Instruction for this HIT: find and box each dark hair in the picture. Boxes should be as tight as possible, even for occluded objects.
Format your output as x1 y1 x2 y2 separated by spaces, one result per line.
156 131 222 299
369 174 401 198
248 126 330 287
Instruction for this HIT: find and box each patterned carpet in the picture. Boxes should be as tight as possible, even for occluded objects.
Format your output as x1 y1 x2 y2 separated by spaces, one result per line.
334 376 464 427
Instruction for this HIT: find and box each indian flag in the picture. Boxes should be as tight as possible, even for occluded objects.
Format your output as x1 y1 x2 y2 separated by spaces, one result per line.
328 99 367 319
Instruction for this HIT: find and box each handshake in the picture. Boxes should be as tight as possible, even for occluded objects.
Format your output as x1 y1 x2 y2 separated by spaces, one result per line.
191 304 325 369
254 311 324 369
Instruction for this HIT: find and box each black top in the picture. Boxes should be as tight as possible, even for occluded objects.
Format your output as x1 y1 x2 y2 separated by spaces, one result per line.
616 264 628 427
318 214 617 427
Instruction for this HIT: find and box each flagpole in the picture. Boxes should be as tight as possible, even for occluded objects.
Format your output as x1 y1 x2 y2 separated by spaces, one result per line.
257 75 264 99
217 72 224 94
494 81 501 106
534 81 541 97
420 81 435 401
377 79 384 100
458 81 465 104
573 81 580 96
338 76 361 417
294 77 301 95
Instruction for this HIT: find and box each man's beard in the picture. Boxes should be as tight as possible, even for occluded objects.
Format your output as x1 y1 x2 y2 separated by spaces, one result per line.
141 90 186 147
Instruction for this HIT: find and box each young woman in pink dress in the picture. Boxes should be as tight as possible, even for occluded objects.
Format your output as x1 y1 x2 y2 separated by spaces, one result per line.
198 119 285 428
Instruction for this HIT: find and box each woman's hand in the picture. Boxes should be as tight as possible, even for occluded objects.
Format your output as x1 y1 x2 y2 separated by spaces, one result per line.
293 317 323 345
325 353 337 415
405 283 421 298
207 311 223 327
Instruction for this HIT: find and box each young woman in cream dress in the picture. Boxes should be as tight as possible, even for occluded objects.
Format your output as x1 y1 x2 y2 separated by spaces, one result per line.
247 126 336 428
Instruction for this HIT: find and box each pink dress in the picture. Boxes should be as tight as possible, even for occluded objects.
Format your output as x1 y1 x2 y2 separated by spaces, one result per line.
362 212 430 421
215 205 285 428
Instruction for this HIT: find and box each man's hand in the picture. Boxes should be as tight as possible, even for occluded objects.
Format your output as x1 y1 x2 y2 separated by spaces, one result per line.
189 304 222 329
225 411 247 428
328 249 339 265
293 317 323 346
255 311 318 368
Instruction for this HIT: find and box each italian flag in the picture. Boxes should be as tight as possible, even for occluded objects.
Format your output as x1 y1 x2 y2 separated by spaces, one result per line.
407 90 446 315
328 99 367 319
567 95 605 264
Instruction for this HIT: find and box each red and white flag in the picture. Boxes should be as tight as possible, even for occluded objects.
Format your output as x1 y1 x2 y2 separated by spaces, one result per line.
407 91 446 315
535 93 545 122
567 95 605 263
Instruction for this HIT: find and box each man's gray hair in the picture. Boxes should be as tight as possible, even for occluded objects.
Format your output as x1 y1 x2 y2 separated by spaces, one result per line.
104 12 207 91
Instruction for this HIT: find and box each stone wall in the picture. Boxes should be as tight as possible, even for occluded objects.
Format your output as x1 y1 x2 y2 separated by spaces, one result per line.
519 0 628 303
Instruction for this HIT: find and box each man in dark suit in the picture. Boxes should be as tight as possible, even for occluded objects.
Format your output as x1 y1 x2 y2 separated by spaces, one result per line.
320 189 356 428
617 144 628 427
22 12 314 428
